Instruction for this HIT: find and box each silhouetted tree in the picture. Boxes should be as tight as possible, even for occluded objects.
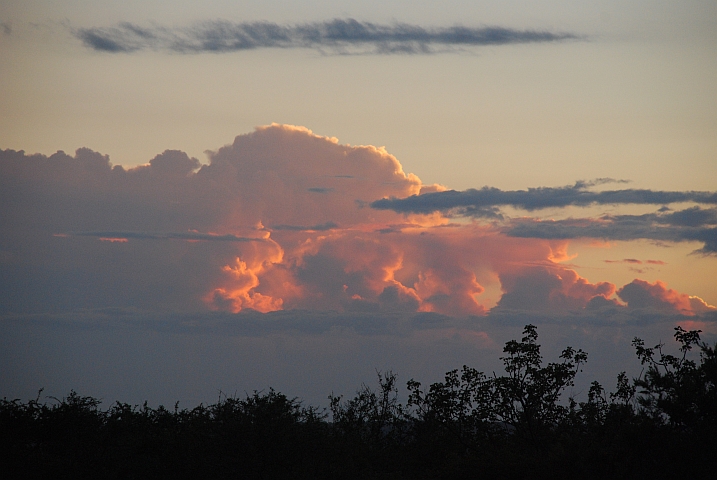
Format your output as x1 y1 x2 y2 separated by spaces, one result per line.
2 324 714 479
633 326 717 428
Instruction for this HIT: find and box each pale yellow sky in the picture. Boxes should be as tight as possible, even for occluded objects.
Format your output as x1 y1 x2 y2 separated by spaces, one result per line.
1 1 715 191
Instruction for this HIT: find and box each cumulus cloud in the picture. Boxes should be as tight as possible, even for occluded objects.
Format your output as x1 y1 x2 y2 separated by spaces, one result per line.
75 19 581 55
494 266 616 315
0 124 430 315
5 125 717 414
2 124 715 325
617 279 717 316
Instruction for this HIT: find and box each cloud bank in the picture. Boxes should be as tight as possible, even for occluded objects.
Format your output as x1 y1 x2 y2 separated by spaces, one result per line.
371 182 717 254
1 124 715 326
370 181 717 213
75 19 581 55
506 211 717 255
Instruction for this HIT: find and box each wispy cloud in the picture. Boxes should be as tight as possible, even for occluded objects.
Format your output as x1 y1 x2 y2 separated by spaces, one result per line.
505 208 717 255
70 231 264 242
270 221 338 232
75 19 581 55
371 180 717 215
371 181 717 254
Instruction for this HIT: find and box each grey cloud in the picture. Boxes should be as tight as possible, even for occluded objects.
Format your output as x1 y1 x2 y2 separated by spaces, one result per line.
486 307 717 329
307 187 334 194
71 231 263 242
4 304 714 342
75 19 581 55
0 308 454 338
617 282 680 314
370 181 717 214
79 29 135 52
505 207 717 255
655 206 717 227
270 221 338 232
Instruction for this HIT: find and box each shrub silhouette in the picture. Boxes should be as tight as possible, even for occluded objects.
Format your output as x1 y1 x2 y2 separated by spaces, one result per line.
633 326 717 429
2 324 714 479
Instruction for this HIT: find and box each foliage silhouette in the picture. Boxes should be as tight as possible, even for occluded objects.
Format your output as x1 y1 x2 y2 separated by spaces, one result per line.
2 324 715 479
633 326 717 429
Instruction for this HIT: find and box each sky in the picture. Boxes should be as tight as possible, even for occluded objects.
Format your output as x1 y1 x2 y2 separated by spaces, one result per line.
1 1 716 409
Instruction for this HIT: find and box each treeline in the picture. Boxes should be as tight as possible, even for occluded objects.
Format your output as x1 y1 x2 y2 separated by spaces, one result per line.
2 325 715 479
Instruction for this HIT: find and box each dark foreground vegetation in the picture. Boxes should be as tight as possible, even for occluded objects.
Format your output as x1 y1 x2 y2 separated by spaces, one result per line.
2 325 715 479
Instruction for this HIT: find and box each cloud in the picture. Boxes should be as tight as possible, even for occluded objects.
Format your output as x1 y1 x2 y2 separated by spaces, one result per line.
617 279 717 316
505 208 717 255
0 125 433 315
2 124 715 322
70 231 264 242
270 221 338 232
656 206 717 227
494 266 616 315
4 125 717 416
371 180 717 254
371 181 717 214
75 19 581 55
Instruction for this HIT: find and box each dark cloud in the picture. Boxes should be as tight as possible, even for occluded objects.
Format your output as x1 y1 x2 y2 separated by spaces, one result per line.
3 302 714 342
603 258 667 273
492 266 616 316
79 29 134 52
370 181 717 214
307 187 334 194
70 231 263 242
614 279 717 316
75 19 581 55
656 206 717 227
505 207 717 255
370 180 717 254
270 221 338 232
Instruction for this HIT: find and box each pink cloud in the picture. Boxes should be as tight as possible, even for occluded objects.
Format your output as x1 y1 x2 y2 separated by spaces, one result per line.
494 266 615 314
1 125 712 319
617 279 716 316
